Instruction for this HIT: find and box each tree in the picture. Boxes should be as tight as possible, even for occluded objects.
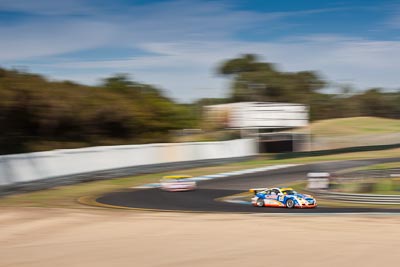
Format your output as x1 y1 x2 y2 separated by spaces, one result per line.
0 68 198 154
218 54 325 103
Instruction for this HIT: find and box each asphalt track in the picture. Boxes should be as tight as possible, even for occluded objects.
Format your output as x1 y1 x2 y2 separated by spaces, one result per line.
97 157 400 213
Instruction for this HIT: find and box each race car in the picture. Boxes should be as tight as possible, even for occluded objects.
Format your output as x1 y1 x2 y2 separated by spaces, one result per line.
250 187 317 208
159 175 197 192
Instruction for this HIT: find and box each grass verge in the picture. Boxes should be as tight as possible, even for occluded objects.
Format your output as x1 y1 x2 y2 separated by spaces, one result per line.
337 162 400 174
297 116 400 136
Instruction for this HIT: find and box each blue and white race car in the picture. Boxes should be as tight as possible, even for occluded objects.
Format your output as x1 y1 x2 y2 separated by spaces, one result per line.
250 187 317 208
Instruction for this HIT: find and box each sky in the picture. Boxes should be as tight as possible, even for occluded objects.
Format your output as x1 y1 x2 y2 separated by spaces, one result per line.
1 0 400 102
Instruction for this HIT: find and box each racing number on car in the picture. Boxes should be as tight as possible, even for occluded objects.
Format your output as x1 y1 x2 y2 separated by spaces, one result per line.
278 195 284 202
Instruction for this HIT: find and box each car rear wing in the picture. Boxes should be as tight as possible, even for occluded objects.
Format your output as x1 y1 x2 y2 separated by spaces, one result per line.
249 188 269 195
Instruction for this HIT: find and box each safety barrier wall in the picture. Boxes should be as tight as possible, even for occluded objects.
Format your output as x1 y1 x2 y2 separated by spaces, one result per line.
311 191 400 205
0 139 256 187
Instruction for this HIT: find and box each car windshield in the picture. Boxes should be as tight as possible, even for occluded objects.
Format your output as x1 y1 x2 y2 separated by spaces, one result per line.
161 176 191 182
163 178 189 183
282 189 297 195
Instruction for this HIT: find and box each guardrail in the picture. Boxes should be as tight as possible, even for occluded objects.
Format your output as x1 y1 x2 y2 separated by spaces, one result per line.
312 190 400 205
308 169 400 205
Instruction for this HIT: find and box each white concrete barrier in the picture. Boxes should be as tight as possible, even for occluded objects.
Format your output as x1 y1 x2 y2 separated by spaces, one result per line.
0 139 256 186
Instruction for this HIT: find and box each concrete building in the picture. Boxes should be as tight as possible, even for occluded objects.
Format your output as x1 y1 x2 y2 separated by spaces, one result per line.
204 102 310 153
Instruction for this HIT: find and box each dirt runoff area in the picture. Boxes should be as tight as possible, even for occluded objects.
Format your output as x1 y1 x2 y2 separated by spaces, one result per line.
0 208 399 267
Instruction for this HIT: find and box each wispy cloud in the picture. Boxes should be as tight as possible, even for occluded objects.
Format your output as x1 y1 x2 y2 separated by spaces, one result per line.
385 4 400 29
0 0 267 62
25 36 400 102
1 0 399 102
0 0 347 62
0 19 117 61
0 0 95 15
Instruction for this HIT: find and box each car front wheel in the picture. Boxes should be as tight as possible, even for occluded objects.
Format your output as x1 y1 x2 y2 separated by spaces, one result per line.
286 199 295 208
256 198 264 207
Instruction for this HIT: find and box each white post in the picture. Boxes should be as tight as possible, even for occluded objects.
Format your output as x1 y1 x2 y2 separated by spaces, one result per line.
291 129 296 152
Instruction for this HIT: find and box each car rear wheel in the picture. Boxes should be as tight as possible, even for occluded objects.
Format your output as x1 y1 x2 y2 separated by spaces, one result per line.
256 198 264 207
286 199 295 208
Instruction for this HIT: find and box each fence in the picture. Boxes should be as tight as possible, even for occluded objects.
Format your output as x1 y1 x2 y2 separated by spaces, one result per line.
312 191 400 205
0 139 256 192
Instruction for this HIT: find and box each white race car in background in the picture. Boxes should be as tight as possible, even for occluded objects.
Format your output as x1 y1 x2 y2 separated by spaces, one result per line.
159 175 197 192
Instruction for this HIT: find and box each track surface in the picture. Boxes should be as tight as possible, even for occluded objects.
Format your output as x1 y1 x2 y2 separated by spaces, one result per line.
97 158 400 213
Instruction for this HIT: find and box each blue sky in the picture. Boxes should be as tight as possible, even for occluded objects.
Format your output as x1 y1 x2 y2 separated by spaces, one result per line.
1 0 400 102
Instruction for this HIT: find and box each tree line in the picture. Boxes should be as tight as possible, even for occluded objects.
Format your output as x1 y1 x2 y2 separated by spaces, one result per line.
215 54 400 121
1 54 399 154
0 69 196 154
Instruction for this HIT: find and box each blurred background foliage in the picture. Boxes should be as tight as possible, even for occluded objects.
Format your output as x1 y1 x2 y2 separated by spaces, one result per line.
217 54 400 121
1 54 399 154
0 69 197 154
